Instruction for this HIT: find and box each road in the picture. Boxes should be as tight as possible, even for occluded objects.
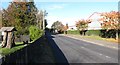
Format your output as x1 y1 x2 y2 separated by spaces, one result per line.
46 33 118 63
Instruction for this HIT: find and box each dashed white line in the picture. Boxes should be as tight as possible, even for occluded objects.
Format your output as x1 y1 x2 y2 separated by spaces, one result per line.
99 54 103 56
81 47 85 48
105 56 111 58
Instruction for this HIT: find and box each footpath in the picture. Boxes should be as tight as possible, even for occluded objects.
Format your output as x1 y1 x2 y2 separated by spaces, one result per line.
61 34 119 50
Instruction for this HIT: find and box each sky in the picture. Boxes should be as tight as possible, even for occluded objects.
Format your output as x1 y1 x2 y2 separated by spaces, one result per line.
0 0 118 28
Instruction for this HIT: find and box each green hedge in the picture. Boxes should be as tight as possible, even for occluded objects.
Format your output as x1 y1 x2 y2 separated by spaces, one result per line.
0 32 1 35
86 30 100 36
67 29 120 39
67 30 101 36
67 30 79 35
118 30 120 38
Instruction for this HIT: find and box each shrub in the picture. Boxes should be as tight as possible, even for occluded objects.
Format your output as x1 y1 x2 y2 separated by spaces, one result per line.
29 26 43 41
67 30 80 35
86 30 100 36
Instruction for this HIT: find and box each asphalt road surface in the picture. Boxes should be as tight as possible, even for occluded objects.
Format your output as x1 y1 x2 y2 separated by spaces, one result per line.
46 33 118 64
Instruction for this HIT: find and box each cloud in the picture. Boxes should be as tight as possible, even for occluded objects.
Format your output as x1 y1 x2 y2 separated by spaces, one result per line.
49 5 63 10
48 4 67 10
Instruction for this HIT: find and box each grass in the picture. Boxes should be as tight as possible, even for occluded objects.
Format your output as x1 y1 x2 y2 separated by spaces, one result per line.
83 35 119 43
0 42 25 56
66 34 119 43
78 35 119 43
67 30 119 43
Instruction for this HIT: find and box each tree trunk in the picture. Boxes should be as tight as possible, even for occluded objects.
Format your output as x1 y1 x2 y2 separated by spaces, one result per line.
1 32 8 48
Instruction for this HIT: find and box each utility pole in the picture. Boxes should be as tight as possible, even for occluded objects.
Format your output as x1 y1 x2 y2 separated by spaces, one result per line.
42 10 48 30
42 10 48 35
43 10 45 30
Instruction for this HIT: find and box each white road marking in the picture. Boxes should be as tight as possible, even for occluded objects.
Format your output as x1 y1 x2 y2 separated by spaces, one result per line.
99 54 103 56
105 56 111 58
81 47 85 48
112 47 118 49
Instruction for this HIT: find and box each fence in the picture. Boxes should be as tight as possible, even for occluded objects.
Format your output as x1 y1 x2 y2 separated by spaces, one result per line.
15 35 30 42
0 36 44 65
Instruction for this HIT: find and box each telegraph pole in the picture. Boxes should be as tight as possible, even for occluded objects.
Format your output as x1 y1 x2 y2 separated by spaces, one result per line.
43 10 48 30
42 10 48 35
43 10 45 30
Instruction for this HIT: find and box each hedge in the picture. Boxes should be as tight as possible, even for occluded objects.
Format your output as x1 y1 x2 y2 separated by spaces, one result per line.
86 30 100 36
67 30 79 35
67 29 120 39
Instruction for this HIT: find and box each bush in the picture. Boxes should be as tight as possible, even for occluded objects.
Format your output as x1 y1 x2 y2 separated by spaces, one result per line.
86 30 100 36
67 30 80 35
100 29 117 38
29 26 43 41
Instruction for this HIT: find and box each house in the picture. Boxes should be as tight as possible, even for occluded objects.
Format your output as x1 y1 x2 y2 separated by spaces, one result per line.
87 12 103 30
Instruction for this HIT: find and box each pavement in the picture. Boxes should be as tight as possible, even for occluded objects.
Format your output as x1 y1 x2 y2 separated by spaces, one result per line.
46 33 119 63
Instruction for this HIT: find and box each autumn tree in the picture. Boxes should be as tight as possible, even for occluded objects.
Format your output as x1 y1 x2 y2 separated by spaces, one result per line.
76 19 91 35
2 2 38 35
51 21 64 33
100 11 119 39
1 1 38 48
64 23 69 34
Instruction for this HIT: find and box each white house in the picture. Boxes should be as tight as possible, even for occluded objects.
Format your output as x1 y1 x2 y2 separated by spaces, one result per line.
88 12 103 30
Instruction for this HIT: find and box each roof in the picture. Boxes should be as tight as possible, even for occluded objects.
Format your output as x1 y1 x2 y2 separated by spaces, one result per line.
0 27 17 32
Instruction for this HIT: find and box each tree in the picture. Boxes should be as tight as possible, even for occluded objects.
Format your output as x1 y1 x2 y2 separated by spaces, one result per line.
36 10 48 29
51 21 64 33
64 23 69 34
2 1 38 48
36 10 43 29
100 11 119 39
2 2 37 35
76 19 91 35
100 11 119 30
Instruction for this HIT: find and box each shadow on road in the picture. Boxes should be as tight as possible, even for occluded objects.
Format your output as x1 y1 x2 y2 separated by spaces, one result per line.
45 31 69 65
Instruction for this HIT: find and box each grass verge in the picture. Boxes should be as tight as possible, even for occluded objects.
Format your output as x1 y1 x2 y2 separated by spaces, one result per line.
82 35 119 43
66 34 119 43
0 42 25 56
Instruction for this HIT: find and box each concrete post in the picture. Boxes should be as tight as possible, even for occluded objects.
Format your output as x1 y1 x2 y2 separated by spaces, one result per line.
1 32 7 48
6 32 12 48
